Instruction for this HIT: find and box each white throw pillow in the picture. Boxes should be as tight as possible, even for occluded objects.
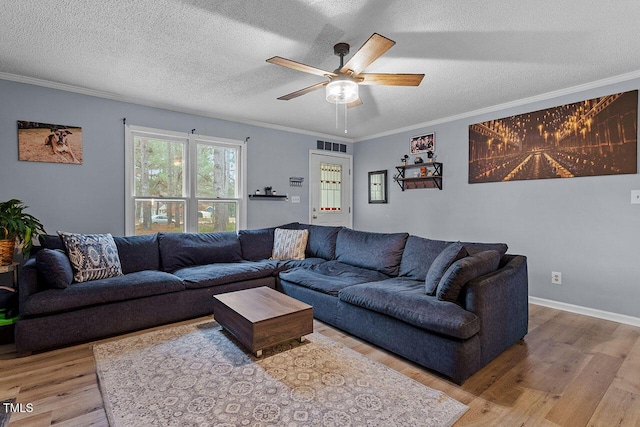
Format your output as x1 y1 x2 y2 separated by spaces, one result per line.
271 228 309 260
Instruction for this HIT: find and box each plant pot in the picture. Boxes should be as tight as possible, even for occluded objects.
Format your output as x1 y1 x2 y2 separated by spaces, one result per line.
0 238 16 266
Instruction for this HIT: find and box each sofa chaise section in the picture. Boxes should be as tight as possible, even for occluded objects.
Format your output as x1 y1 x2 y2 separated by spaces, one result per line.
338 278 481 340
280 230 527 384
335 253 527 383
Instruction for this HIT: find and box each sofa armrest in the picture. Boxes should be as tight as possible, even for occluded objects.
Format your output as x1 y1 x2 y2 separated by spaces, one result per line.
18 258 40 313
461 254 528 365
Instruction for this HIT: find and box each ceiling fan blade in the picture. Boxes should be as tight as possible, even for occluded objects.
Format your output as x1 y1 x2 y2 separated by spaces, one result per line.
277 81 329 100
347 98 363 108
340 33 395 76
267 56 337 78
357 73 425 86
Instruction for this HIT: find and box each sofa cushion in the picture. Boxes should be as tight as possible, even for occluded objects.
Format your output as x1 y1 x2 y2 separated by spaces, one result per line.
297 224 342 260
425 242 468 295
399 236 452 280
338 278 480 340
437 250 501 303
463 242 508 257
271 228 309 260
335 228 409 276
237 222 300 261
251 258 327 275
158 232 242 272
238 227 275 261
21 270 185 316
40 234 160 275
113 234 161 274
279 260 389 296
399 236 508 281
39 234 65 250
58 232 123 283
171 261 277 289
35 249 73 289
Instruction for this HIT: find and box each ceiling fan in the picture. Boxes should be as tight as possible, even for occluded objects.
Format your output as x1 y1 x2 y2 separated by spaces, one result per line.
266 33 424 108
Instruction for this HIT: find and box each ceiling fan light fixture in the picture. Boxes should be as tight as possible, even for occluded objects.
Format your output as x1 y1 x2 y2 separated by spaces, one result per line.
326 79 359 104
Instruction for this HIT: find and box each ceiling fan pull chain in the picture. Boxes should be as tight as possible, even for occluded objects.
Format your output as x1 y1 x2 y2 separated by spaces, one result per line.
335 100 338 129
344 103 348 134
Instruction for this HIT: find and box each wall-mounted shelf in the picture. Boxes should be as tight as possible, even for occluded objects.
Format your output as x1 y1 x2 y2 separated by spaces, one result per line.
248 194 288 200
394 162 443 190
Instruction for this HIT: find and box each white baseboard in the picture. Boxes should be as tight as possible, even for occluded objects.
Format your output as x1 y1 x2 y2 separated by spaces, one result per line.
529 296 640 327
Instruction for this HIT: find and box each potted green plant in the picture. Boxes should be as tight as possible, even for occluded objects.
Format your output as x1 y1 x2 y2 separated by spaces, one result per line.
0 199 45 265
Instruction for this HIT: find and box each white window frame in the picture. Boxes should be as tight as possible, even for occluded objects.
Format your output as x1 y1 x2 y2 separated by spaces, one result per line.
125 124 247 235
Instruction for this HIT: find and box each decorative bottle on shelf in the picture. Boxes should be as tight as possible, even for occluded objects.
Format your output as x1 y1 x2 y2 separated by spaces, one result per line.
255 189 261 195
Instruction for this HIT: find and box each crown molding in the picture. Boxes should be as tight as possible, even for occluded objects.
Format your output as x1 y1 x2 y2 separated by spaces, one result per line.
0 72 353 143
4 69 640 144
353 69 640 142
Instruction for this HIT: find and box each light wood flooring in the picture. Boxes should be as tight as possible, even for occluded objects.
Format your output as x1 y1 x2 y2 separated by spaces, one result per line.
1 303 639 426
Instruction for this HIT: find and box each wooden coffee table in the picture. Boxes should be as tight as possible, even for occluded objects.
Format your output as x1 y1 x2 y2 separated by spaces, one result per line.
212 286 313 357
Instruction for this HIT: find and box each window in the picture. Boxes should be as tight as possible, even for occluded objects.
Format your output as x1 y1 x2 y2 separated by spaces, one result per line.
125 125 246 235
320 163 342 212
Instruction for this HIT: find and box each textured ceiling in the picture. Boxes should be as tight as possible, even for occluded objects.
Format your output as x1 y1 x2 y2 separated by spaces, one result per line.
2 0 640 141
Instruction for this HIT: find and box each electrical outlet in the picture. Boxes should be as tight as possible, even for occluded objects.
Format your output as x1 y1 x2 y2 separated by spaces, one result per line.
551 271 562 285
291 196 300 204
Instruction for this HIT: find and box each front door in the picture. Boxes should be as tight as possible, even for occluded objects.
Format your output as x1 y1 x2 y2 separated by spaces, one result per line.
309 151 352 227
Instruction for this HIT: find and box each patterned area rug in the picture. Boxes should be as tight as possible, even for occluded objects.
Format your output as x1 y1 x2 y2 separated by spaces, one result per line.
94 321 467 426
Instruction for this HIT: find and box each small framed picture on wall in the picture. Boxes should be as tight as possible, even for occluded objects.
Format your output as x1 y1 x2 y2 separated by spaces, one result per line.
368 170 388 204
410 133 435 155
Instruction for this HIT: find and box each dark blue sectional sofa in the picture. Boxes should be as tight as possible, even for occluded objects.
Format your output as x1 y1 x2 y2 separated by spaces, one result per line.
16 223 528 384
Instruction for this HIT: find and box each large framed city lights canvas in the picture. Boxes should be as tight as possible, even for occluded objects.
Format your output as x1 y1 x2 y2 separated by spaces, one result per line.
468 90 637 183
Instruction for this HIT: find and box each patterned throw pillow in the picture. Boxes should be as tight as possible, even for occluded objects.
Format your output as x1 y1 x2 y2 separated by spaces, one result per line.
271 228 309 260
58 232 123 283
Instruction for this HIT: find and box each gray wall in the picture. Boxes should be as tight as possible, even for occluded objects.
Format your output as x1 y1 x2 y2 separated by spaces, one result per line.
354 78 640 319
0 79 351 238
3 76 639 319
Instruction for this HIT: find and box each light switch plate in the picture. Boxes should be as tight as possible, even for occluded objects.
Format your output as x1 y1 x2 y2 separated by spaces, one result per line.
291 196 300 204
632 190 640 204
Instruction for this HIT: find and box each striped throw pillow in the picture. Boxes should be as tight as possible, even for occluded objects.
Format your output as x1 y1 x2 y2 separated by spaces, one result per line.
271 228 309 260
